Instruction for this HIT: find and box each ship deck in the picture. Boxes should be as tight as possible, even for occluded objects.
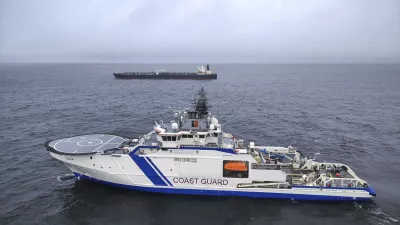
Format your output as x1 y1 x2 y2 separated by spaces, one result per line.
45 134 125 155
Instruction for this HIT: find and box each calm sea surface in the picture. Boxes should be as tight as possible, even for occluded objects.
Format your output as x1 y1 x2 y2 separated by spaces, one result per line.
0 63 399 225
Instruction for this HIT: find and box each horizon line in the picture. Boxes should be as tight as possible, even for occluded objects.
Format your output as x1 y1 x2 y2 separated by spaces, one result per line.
1 61 400 65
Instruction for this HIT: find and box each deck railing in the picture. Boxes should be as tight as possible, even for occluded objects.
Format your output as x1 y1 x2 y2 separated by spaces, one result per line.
320 177 367 188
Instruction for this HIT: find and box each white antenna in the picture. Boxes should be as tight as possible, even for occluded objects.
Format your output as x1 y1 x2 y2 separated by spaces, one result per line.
313 152 320 160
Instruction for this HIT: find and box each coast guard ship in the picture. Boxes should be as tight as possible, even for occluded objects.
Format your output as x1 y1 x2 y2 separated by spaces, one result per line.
45 87 376 201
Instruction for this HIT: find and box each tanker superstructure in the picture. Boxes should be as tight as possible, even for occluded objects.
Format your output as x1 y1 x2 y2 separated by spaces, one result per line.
113 65 217 80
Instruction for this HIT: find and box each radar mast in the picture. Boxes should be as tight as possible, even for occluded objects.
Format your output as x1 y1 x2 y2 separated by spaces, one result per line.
192 86 211 114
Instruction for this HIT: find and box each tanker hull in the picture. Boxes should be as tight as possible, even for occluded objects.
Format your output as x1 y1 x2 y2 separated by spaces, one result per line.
114 73 217 80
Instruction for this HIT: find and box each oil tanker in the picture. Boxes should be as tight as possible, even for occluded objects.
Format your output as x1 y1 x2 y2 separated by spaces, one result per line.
113 65 217 80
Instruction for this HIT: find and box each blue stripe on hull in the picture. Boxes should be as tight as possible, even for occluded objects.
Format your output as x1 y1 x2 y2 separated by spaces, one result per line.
147 158 173 186
73 173 371 201
129 145 236 155
129 155 168 186
292 185 376 195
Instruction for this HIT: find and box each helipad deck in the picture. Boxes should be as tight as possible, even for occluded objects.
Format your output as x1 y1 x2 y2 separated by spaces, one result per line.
45 134 125 155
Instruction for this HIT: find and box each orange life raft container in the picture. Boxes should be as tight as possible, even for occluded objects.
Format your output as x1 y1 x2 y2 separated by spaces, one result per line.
224 162 248 172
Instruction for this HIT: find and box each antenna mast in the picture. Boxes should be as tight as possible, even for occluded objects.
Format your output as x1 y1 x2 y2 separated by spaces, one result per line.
192 86 211 114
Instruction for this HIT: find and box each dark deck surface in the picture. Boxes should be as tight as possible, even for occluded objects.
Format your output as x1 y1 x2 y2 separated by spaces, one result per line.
46 134 125 155
113 73 217 80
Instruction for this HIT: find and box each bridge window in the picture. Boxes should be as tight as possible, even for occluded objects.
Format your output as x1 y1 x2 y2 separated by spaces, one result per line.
182 134 188 138
199 135 205 138
223 160 249 178
187 134 193 138
171 136 176 141
162 136 167 141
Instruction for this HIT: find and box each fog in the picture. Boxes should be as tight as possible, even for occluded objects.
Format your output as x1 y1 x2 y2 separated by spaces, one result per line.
1 0 399 63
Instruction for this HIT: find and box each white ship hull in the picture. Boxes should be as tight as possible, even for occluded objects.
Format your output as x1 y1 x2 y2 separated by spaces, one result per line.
50 151 375 201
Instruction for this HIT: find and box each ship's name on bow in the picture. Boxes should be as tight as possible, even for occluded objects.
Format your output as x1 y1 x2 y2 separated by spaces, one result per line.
172 177 228 185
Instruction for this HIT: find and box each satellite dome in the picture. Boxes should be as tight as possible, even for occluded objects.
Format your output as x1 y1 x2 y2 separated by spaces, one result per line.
171 122 179 130
210 124 215 130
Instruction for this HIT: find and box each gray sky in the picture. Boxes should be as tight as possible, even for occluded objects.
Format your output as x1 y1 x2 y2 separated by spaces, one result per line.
1 0 399 63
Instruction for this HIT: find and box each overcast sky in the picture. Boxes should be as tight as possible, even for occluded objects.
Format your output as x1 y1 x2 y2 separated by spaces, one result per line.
0 0 399 63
